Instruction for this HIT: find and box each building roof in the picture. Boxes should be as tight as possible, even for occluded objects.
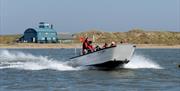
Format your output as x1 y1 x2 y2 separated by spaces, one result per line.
35 28 57 33
24 28 37 33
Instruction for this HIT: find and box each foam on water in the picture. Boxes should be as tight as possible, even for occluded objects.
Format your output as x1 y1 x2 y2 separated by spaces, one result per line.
124 55 163 69
0 50 163 70
0 50 79 71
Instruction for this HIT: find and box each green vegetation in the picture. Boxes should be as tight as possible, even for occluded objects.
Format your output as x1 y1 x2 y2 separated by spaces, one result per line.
1 29 180 45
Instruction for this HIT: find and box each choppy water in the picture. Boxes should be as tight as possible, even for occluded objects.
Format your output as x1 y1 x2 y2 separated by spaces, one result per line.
0 48 179 91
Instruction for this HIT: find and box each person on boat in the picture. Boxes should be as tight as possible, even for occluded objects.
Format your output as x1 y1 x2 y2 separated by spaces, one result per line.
82 37 94 54
82 37 88 54
95 44 101 51
87 38 95 52
103 43 108 48
110 41 116 47
120 41 123 44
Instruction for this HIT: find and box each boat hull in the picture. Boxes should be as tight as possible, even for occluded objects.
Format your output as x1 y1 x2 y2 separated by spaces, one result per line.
69 44 135 68
90 60 129 68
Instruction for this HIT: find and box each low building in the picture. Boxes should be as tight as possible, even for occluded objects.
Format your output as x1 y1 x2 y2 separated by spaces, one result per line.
22 22 58 43
58 33 74 43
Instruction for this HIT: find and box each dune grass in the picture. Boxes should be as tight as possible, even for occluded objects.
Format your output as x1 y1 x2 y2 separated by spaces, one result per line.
0 34 22 44
1 29 180 45
74 29 180 45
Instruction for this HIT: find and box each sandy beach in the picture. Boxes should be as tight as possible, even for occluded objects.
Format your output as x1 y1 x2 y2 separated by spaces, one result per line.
0 43 180 49
0 43 82 49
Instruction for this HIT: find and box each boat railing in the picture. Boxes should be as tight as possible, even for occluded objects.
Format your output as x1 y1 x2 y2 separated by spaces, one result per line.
70 46 116 59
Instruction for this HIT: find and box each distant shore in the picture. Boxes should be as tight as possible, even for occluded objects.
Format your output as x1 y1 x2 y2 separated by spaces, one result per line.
0 43 180 49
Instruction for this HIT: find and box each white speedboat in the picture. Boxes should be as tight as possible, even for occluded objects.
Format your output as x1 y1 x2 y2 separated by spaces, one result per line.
69 44 136 68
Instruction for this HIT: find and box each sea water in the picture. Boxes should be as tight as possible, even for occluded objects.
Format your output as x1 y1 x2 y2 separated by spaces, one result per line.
0 48 179 91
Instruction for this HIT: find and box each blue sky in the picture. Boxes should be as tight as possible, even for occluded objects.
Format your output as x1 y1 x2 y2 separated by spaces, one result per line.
0 0 179 34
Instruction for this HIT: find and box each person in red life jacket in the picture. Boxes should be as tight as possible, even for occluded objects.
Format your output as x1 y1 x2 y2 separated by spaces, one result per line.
87 38 95 53
82 37 94 54
82 37 89 54
103 43 108 48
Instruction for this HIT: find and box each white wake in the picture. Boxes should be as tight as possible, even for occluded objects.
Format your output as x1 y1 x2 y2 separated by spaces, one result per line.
0 50 79 71
0 50 163 70
124 55 163 69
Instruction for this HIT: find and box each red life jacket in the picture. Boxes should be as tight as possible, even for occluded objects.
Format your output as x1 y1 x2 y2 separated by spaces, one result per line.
83 40 88 49
82 38 89 54
87 45 94 52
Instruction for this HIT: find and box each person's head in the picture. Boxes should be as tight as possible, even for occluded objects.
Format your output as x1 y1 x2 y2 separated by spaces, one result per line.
120 41 123 44
87 38 93 44
85 37 88 42
111 41 116 45
89 41 92 44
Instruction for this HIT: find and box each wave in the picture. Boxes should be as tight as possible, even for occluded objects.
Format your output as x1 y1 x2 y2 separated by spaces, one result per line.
0 50 163 71
0 50 79 71
124 54 163 69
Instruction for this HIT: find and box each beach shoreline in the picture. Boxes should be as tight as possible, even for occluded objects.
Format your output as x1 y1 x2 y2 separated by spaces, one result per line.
0 43 180 49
